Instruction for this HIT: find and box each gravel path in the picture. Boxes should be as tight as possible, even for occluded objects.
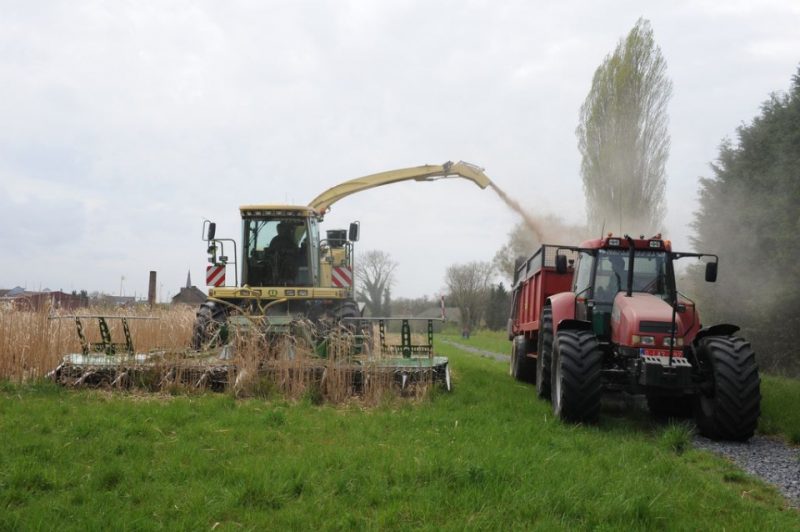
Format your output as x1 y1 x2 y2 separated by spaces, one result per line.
445 338 800 506
693 434 800 505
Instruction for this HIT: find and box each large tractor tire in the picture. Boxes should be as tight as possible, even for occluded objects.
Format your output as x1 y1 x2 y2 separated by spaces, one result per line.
510 335 536 383
646 394 694 419
192 302 228 350
551 329 603 423
693 335 760 441
535 307 554 400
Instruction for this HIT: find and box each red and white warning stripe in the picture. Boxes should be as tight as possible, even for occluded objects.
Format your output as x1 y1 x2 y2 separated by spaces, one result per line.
331 266 352 287
206 265 226 287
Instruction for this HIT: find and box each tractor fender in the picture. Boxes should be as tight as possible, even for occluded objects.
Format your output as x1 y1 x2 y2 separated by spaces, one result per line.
547 292 576 336
693 323 740 345
557 318 594 333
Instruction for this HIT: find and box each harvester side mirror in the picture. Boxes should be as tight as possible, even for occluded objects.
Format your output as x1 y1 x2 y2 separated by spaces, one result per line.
555 254 568 274
207 222 216 241
705 261 718 283
349 221 360 242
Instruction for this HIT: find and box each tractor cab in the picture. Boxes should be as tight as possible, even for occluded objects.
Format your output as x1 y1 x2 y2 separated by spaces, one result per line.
571 235 675 340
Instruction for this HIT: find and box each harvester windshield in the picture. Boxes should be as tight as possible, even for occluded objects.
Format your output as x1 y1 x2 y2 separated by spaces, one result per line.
594 249 668 303
242 216 317 287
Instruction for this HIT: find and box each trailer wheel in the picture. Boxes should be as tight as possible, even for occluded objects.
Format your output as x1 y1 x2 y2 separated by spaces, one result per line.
693 335 760 441
536 307 554 400
647 394 693 419
192 302 228 350
511 335 535 383
551 329 602 423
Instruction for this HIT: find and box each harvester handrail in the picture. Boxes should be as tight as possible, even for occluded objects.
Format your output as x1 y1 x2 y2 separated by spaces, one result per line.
342 316 444 322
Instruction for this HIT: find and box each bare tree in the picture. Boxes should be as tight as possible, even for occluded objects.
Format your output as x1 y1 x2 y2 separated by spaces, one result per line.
444 261 494 331
356 250 397 317
576 18 673 234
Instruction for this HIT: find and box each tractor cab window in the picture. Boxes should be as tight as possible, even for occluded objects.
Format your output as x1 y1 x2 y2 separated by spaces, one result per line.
243 217 312 286
573 252 595 297
594 249 667 303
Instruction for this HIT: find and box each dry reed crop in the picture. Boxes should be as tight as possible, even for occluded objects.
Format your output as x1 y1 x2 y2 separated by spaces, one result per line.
1 304 437 405
0 303 195 382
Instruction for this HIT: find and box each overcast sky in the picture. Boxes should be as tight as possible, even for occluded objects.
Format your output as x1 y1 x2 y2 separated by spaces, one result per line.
1 0 798 300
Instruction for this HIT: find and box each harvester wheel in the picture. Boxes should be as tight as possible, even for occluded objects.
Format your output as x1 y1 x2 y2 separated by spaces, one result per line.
511 335 535 383
192 302 228 350
551 329 602 423
693 335 760 441
536 307 554 400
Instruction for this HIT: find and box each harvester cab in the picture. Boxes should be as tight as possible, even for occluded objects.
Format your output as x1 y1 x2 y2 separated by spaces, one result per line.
509 233 761 441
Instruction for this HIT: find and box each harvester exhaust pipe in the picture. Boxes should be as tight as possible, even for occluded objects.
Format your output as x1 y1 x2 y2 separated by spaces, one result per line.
625 235 635 297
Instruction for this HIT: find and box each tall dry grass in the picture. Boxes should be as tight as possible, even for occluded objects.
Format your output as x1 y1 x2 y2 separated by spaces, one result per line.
0 303 195 382
0 305 437 404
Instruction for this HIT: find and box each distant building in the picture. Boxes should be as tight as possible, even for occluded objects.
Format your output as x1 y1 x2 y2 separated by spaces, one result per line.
172 271 207 306
9 290 89 311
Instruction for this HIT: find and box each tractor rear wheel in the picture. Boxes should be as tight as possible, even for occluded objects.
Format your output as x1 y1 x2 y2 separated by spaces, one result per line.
536 307 554 400
192 302 228 350
551 329 602 423
511 335 535 383
693 335 760 441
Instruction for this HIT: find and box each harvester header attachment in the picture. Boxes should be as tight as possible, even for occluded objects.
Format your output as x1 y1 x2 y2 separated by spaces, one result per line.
308 160 491 213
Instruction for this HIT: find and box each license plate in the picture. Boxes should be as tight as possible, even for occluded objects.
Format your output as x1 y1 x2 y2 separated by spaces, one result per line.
640 348 681 357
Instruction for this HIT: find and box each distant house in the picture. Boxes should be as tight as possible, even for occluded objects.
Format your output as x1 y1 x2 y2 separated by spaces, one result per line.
11 290 89 311
172 271 207 306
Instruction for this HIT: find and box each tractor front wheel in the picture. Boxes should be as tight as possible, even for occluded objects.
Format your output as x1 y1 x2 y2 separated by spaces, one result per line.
511 335 535 383
536 307 554 400
551 329 602 423
693 335 760 441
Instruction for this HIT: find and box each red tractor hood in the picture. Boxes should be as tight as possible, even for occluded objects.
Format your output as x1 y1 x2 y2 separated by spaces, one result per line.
610 293 696 347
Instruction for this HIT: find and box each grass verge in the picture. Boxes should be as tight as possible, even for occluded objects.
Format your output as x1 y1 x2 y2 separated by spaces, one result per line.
0 343 798 529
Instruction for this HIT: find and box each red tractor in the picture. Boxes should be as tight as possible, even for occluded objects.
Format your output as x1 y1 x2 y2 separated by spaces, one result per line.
508 234 760 441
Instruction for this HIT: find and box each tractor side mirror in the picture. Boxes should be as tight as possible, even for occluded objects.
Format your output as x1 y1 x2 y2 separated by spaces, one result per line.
207 222 216 241
555 254 568 274
705 261 718 283
348 221 360 242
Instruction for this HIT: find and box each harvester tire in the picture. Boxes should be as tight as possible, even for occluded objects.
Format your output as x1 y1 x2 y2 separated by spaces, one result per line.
511 335 535 383
551 329 602 423
693 335 760 441
536 307 554 400
646 394 693 419
192 302 228 350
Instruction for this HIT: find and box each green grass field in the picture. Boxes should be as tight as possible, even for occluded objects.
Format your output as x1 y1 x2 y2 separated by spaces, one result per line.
1 337 798 530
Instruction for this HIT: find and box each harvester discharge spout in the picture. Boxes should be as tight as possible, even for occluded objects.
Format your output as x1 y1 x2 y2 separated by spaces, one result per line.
308 160 491 213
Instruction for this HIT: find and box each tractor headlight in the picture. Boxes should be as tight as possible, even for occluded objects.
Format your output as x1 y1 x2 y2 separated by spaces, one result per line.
632 335 655 345
663 337 684 347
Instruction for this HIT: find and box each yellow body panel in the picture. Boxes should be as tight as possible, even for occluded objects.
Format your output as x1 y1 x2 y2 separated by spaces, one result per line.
209 286 349 300
239 205 319 215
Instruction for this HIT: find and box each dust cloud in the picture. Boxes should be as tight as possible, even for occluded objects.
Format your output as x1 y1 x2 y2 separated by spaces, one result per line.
489 183 545 242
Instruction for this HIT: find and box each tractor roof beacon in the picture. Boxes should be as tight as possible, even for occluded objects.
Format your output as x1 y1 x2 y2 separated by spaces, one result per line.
508 234 760 441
